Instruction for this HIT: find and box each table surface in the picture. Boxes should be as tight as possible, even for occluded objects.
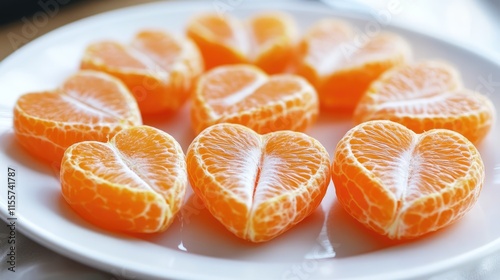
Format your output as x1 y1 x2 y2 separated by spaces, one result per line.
1 0 500 279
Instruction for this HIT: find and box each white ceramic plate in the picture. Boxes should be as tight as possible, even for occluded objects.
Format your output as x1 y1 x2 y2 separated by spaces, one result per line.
1 1 500 279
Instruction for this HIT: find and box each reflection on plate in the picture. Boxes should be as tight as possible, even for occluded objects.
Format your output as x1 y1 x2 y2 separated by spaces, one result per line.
0 1 499 279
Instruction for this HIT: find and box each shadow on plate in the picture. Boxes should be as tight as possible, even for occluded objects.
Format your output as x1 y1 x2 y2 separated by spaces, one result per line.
140 193 326 262
326 201 405 258
325 200 484 258
0 130 58 177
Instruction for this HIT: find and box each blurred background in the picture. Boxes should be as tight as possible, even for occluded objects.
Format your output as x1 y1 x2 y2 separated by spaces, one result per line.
1 0 500 61
0 0 158 60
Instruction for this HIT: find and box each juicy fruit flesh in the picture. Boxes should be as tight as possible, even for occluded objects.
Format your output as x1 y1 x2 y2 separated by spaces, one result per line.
354 61 496 144
189 12 296 58
83 32 183 75
200 66 268 114
187 124 331 242
202 67 307 116
299 19 353 75
17 72 141 124
13 71 142 165
17 92 119 124
132 30 183 70
301 22 410 76
297 19 411 110
192 14 245 50
364 61 461 102
81 30 204 114
191 64 319 134
186 12 296 73
332 120 484 239
84 42 150 71
247 12 296 59
60 126 187 233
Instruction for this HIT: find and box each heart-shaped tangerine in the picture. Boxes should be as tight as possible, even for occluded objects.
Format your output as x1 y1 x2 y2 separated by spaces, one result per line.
81 29 204 114
354 61 496 144
332 120 484 239
60 125 187 233
13 70 142 165
296 19 411 111
186 123 331 242
186 12 297 73
190 64 318 134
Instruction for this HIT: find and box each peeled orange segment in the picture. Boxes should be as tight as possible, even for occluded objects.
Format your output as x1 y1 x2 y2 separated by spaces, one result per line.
81 29 204 114
332 120 484 239
60 125 187 233
296 19 411 111
186 12 297 73
354 61 496 144
13 70 141 165
186 13 247 69
247 12 298 74
190 64 319 134
186 123 331 242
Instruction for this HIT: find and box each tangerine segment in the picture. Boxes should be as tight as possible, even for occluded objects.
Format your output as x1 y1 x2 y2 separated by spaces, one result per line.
13 71 141 165
186 12 297 73
248 12 298 74
186 13 247 70
81 29 204 114
60 125 187 233
332 120 484 239
186 123 331 242
191 64 318 134
296 19 411 110
354 61 495 144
